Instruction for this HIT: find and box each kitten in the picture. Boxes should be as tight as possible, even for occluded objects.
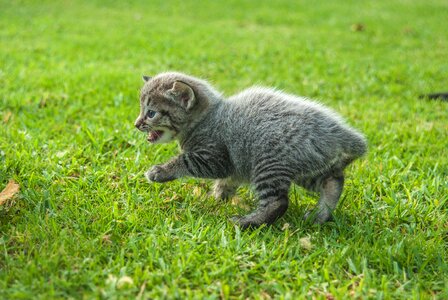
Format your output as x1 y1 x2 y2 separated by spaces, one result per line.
135 72 367 228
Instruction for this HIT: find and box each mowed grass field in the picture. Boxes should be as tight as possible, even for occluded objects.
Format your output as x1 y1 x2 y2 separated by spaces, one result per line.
1 0 447 298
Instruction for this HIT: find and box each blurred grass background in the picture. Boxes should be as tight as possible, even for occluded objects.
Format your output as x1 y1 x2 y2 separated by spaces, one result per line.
1 0 447 298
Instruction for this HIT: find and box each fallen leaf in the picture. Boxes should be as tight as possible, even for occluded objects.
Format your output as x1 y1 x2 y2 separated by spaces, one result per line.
299 236 313 250
3 111 12 123
0 180 20 205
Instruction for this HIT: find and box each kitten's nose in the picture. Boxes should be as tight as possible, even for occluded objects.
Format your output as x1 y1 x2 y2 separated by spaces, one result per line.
134 117 143 129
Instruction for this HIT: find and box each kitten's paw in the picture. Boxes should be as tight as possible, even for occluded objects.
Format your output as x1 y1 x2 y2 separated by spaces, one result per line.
303 209 333 224
230 215 262 229
146 165 174 183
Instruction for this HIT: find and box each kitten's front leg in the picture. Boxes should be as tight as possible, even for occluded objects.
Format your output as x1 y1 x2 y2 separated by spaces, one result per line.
147 149 232 183
146 156 186 183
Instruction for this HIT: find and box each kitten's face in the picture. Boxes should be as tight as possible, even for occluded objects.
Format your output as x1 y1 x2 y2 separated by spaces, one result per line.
135 76 196 144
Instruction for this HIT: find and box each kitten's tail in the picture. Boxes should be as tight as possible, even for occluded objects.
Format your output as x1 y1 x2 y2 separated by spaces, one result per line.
343 129 368 161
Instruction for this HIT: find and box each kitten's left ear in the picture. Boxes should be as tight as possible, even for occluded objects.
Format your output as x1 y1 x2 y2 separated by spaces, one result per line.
165 81 196 111
142 75 152 82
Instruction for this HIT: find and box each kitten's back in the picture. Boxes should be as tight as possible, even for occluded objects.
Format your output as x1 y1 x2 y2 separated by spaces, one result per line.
218 87 367 176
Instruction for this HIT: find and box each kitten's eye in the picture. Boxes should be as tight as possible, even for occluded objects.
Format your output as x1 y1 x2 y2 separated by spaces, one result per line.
147 110 157 118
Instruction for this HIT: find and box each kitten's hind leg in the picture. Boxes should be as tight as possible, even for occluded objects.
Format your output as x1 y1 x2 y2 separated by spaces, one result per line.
232 177 291 229
304 172 344 224
212 178 239 201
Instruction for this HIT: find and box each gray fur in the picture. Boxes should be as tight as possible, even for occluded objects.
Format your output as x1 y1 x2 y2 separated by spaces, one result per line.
135 72 367 228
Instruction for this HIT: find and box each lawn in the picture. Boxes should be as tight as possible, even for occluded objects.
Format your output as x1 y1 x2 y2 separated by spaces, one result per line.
1 0 447 298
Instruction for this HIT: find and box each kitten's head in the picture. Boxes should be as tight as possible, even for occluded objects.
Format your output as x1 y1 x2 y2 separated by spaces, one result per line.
135 72 218 144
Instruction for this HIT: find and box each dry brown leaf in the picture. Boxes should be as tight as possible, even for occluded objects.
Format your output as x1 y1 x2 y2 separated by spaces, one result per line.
0 180 20 205
3 111 12 123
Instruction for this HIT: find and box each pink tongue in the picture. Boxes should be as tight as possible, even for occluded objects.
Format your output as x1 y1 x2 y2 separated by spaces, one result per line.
148 130 163 142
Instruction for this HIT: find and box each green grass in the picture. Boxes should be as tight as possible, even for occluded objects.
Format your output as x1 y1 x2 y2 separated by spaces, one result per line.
1 0 447 298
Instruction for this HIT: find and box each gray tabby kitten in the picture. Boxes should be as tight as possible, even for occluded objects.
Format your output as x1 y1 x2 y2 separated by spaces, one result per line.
135 72 367 228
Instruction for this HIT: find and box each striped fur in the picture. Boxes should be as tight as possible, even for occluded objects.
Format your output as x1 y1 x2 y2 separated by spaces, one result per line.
136 72 367 228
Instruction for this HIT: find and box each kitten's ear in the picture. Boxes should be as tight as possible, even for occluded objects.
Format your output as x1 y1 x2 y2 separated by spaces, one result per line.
142 75 152 82
165 81 196 110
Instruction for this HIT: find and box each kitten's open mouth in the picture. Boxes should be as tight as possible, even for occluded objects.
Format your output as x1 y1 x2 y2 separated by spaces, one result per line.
147 130 164 143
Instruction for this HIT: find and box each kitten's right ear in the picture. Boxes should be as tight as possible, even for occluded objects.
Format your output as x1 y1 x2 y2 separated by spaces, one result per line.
142 75 152 82
165 81 196 111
